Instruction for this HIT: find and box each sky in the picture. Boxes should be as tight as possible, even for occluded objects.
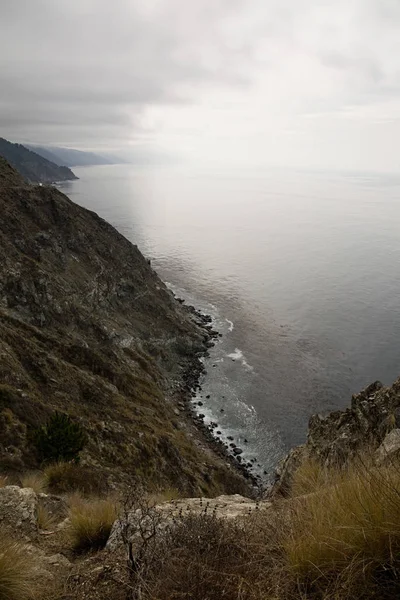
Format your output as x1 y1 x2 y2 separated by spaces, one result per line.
1 0 400 171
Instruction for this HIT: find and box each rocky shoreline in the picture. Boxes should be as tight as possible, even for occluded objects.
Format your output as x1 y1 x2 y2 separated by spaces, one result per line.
174 297 260 489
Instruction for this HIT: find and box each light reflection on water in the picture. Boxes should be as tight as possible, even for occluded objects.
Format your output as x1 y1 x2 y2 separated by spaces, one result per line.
60 164 400 475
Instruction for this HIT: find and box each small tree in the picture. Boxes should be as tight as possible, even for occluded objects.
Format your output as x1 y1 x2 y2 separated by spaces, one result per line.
34 412 87 463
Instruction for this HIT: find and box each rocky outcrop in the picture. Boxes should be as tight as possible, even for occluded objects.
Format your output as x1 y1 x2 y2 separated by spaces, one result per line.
271 379 400 496
0 485 38 534
376 428 400 464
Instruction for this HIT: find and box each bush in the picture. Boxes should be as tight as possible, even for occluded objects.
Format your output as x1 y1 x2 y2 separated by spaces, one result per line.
44 461 107 495
33 412 87 464
69 496 118 552
0 536 36 600
125 510 286 600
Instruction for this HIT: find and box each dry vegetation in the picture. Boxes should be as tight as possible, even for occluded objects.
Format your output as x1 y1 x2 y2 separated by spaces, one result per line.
69 495 119 552
2 454 400 600
36 503 57 531
0 536 36 600
112 456 400 600
20 472 47 494
44 461 107 495
286 458 400 598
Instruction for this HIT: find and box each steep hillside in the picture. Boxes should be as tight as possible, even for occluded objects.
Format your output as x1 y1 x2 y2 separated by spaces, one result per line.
0 138 77 183
26 145 119 167
0 158 247 495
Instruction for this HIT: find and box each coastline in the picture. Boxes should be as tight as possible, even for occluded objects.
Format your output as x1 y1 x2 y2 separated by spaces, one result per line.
174 295 261 490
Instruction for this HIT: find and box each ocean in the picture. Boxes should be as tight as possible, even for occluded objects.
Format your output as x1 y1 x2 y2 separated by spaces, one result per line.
59 164 400 479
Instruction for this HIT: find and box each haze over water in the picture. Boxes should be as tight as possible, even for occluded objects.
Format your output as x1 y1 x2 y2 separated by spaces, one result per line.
61 164 400 477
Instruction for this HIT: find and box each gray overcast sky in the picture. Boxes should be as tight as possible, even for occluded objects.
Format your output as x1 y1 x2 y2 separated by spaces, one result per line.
1 0 400 171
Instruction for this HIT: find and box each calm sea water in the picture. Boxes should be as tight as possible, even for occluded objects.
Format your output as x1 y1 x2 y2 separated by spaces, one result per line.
60 164 400 478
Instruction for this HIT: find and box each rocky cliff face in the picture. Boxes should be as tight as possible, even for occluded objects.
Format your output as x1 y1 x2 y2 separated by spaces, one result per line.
0 159 247 495
272 378 400 496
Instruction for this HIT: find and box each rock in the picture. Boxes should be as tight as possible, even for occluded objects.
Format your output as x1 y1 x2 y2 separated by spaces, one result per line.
233 447 243 455
44 554 72 568
206 395 211 399
106 494 271 551
216 431 222 435
220 408 225 413
0 486 38 533
269 446 307 498
227 436 234 441
173 408 180 416
197 401 203 406
376 429 400 464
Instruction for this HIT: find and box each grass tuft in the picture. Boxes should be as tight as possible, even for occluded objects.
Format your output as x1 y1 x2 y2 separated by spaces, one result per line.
68 495 118 552
44 461 106 495
0 536 35 600
0 476 8 488
286 458 400 596
36 503 57 531
20 472 47 494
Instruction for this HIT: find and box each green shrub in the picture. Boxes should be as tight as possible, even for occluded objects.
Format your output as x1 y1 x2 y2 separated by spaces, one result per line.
33 412 87 464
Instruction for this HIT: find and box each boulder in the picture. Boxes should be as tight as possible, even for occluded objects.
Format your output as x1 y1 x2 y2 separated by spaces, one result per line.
376 429 400 464
0 485 38 534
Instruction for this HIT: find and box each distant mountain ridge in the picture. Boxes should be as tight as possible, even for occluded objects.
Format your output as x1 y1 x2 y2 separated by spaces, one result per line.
0 137 77 183
26 144 123 167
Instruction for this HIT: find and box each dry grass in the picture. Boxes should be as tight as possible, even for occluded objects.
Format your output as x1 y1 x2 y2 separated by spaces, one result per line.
290 456 343 497
126 457 400 600
20 472 47 494
44 461 106 495
286 458 400 597
0 475 8 488
36 503 57 531
0 536 36 600
147 487 181 506
69 495 118 552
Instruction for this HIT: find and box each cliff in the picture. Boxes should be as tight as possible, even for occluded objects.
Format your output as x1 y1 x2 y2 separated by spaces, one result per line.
0 158 246 495
272 377 400 496
0 137 78 183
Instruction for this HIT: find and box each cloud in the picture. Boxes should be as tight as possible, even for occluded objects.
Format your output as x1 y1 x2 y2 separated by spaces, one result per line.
1 0 400 170
0 0 252 147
